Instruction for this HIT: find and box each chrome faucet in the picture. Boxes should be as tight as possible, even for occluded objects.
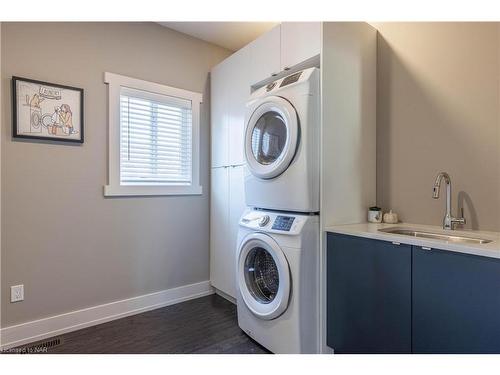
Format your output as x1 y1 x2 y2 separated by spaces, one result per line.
432 172 466 230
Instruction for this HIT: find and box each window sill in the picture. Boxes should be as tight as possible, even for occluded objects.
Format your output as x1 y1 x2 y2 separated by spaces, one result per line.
103 184 203 197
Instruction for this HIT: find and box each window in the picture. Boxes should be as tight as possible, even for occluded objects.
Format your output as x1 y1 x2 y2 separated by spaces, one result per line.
120 88 192 186
104 73 202 196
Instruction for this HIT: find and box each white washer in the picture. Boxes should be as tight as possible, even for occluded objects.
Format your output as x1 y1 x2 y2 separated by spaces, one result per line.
244 67 320 213
236 208 320 353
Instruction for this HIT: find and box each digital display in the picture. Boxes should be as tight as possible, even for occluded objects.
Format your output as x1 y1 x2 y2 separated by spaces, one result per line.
272 216 295 231
279 71 303 88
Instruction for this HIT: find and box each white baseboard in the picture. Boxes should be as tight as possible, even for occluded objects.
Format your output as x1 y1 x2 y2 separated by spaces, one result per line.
213 288 236 305
0 280 214 350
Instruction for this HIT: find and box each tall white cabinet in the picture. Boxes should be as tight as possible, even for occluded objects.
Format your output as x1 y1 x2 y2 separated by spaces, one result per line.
210 22 322 300
210 47 250 299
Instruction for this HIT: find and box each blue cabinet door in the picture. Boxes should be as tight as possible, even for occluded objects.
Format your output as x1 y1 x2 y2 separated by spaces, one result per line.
327 233 412 353
413 247 500 353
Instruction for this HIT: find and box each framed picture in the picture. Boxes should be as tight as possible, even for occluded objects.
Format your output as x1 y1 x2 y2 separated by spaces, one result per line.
12 76 84 143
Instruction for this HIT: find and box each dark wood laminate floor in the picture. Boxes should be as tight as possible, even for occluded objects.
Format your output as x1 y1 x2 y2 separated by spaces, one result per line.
13 294 270 354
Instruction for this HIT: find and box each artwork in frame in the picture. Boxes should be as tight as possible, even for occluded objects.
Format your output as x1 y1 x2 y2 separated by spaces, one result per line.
12 76 84 143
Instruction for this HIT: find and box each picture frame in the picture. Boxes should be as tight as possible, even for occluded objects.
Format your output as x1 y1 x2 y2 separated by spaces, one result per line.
12 76 84 143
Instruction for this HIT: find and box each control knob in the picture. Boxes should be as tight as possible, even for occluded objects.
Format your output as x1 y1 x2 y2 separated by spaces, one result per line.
258 215 270 227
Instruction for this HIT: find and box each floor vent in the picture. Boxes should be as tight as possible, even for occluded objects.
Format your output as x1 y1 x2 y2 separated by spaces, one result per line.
19 337 63 354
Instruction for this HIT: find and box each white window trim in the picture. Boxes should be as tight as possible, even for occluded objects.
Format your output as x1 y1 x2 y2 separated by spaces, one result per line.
103 72 203 197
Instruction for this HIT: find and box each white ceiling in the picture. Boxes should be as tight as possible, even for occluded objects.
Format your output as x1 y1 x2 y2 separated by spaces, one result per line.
158 22 279 51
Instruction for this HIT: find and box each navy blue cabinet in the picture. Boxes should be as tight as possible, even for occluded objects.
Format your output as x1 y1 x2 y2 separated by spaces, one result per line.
327 232 500 354
327 233 412 353
413 247 500 353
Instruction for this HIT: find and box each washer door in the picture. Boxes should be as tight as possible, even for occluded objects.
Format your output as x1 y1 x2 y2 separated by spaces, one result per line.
237 233 291 320
245 96 299 179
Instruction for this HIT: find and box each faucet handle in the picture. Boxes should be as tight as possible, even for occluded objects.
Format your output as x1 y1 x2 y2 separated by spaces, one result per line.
460 207 466 223
452 208 466 229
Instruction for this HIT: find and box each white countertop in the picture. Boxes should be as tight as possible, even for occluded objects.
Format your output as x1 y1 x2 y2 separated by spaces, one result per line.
324 222 500 259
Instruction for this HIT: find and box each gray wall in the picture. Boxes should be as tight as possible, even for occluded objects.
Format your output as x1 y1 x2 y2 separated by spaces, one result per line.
375 22 500 231
1 22 231 326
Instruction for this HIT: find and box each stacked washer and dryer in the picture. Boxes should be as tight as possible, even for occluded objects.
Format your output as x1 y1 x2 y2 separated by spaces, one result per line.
236 67 321 354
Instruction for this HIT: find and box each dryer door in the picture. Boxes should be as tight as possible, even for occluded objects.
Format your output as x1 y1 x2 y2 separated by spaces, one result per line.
237 233 291 320
244 96 299 179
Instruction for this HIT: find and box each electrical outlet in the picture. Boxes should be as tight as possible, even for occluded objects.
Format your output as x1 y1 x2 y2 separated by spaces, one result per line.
11 284 24 303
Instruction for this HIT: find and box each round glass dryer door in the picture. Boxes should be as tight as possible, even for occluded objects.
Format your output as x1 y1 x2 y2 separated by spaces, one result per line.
251 112 287 166
237 233 291 320
245 96 299 179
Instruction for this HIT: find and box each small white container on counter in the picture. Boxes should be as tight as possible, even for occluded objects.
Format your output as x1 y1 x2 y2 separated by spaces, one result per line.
383 210 399 224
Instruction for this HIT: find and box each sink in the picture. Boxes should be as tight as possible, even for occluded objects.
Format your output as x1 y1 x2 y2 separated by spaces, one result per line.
378 227 492 245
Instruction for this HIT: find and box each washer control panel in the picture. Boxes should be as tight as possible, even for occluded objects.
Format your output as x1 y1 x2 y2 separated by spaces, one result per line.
239 209 314 235
272 216 295 231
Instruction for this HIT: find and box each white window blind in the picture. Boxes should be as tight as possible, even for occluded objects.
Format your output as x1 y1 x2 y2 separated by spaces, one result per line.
119 87 193 186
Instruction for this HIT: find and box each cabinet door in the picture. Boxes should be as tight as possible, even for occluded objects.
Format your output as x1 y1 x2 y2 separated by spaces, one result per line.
210 167 231 294
281 22 321 70
413 247 500 353
210 61 229 168
327 233 412 353
210 166 245 299
227 47 251 166
248 24 281 85
227 166 246 296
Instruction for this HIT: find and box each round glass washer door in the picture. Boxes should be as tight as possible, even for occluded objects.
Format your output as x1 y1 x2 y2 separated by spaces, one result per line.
245 96 299 179
237 233 291 320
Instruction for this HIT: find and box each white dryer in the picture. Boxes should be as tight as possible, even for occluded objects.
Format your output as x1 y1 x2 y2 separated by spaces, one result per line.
236 208 320 354
244 67 320 213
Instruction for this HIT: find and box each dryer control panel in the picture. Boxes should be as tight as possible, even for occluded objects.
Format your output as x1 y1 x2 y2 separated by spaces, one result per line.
279 71 302 88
